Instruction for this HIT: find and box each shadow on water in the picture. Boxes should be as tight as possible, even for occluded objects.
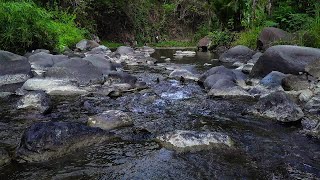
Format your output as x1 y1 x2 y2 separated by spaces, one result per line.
0 49 320 179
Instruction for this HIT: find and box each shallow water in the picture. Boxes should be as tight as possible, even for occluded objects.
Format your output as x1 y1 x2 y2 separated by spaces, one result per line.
0 49 320 179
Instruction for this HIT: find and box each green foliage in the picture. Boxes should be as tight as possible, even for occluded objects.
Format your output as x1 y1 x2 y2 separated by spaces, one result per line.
301 15 320 48
0 1 85 54
207 30 233 48
233 27 263 49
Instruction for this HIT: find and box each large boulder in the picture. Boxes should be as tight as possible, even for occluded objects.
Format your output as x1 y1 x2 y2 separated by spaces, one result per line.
0 50 32 92
157 130 232 152
28 52 68 70
76 39 100 51
87 110 133 130
15 121 112 163
197 37 212 52
199 66 236 82
219 45 255 63
17 91 52 114
83 55 116 74
47 58 104 86
251 45 320 77
247 91 304 122
257 27 291 51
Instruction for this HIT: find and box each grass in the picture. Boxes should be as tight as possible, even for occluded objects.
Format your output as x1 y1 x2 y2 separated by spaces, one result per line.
101 41 124 49
232 27 263 49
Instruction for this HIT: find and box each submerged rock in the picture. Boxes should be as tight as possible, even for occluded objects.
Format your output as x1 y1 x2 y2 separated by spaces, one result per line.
17 91 52 114
157 130 233 152
88 110 133 130
247 91 304 122
15 121 112 163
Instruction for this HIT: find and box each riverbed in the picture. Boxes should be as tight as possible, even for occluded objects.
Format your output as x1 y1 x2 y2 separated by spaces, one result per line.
0 49 319 179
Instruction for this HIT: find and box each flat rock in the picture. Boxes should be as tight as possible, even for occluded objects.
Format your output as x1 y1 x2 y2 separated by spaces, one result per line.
17 91 52 114
88 110 133 130
157 130 233 152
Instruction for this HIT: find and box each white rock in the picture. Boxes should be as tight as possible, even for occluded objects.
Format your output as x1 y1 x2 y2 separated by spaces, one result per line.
157 130 232 152
299 89 313 102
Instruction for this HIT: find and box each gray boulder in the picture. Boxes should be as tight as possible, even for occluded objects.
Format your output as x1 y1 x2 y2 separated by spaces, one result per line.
28 52 69 70
247 91 304 122
248 52 263 64
15 121 112 163
17 91 52 114
76 39 100 51
282 74 310 91
199 66 236 82
83 55 116 74
0 50 32 92
219 45 255 63
47 58 104 86
257 27 291 51
251 45 320 77
86 45 111 55
88 110 133 130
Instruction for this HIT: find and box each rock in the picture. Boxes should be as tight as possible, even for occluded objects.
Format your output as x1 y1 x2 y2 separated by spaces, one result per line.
203 74 236 90
219 45 255 63
169 69 199 81
24 49 50 58
232 61 245 68
247 91 304 122
282 74 310 91
208 86 252 98
15 121 112 163
197 37 212 51
173 51 196 57
305 60 320 78
115 46 134 55
83 55 116 74
28 52 69 70
299 89 313 103
17 91 52 114
251 45 320 77
0 50 32 92
242 63 254 74
199 66 236 82
0 148 10 166
48 58 104 86
248 52 263 64
302 117 320 139
88 110 133 130
157 130 232 152
86 45 111 55
22 78 87 95
305 96 320 113
138 46 155 54
106 71 137 86
76 39 100 51
260 71 287 89
257 27 291 51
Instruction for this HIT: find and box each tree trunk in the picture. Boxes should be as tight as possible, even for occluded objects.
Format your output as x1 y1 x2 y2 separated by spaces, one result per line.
267 0 272 16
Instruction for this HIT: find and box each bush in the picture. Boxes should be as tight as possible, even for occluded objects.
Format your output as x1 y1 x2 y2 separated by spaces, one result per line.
0 1 86 54
207 30 233 49
233 27 263 49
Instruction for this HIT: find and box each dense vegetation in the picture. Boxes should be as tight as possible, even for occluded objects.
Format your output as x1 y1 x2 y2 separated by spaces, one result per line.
0 0 319 53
